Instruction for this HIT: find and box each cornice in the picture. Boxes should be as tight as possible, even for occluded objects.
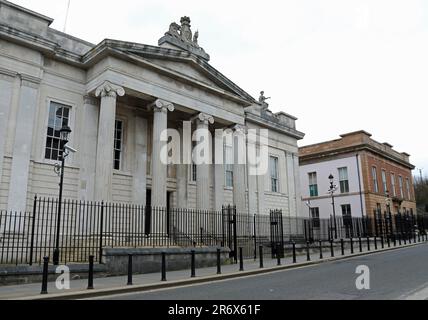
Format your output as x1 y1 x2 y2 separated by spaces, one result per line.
82 40 255 104
299 144 415 170
245 112 305 140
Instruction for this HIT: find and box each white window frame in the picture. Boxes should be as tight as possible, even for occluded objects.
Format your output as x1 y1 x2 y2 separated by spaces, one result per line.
224 143 233 188
391 173 397 197
42 98 75 166
372 167 379 193
398 175 404 198
269 155 279 193
381 169 387 194
308 172 318 197
406 178 411 200
338 167 349 194
113 119 124 171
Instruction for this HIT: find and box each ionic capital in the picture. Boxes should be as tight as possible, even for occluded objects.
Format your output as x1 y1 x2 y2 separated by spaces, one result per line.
151 99 175 113
192 112 215 126
95 81 125 99
233 124 247 135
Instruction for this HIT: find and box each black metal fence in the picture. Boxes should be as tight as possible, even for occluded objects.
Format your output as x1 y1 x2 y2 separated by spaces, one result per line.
304 209 428 242
1 196 427 266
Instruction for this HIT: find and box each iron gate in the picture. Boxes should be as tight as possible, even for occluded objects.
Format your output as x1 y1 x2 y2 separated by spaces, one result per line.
270 209 284 258
223 205 237 263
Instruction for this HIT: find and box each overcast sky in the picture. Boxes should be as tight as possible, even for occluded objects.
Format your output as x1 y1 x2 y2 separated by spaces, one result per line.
10 0 428 176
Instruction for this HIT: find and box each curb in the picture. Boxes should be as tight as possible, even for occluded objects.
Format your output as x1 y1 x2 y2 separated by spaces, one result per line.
13 241 427 300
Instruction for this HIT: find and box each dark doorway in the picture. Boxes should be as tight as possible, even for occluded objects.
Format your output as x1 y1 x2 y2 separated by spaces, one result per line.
145 189 152 235
167 191 172 235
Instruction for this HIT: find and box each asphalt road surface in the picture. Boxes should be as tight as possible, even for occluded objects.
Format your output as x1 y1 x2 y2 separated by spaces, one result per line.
99 244 428 300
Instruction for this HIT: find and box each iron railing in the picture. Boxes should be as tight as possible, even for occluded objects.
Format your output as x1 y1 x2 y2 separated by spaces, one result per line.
1 196 427 265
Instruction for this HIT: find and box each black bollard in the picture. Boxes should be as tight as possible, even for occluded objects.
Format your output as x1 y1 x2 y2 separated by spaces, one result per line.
350 238 354 254
381 236 384 249
88 255 94 289
340 239 345 256
217 249 222 275
359 237 362 252
292 241 297 263
404 234 407 245
191 250 196 278
127 254 133 286
387 235 391 248
414 232 417 244
394 235 397 247
161 252 167 281
239 247 244 271
40 256 49 295
418 233 421 243
319 241 323 259
374 236 378 250
259 246 264 269
306 242 311 261
330 239 334 257
367 237 370 251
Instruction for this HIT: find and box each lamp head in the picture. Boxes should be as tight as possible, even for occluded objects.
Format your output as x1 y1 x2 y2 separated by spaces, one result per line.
60 124 72 143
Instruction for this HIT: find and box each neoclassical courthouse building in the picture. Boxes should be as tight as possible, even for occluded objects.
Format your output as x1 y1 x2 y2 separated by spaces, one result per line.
0 1 304 218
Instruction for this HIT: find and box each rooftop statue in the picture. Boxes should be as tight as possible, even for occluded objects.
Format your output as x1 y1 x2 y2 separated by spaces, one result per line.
259 91 271 110
180 16 193 42
193 31 200 48
160 16 210 61
167 22 181 38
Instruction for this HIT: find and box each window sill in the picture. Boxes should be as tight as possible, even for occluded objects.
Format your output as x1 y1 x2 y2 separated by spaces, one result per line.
265 191 287 197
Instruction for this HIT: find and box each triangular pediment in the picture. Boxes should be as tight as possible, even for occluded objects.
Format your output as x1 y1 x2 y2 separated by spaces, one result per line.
92 40 255 104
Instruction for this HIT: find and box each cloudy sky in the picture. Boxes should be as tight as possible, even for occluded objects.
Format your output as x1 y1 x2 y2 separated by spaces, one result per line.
10 0 428 176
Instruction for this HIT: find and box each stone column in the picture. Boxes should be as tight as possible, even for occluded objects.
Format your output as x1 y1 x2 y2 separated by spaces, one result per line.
7 75 40 213
194 113 214 211
213 128 224 211
0 73 14 193
285 151 297 234
94 81 125 202
150 99 174 207
176 125 189 209
246 133 257 215
233 125 247 215
293 152 301 218
78 95 99 201
133 115 148 205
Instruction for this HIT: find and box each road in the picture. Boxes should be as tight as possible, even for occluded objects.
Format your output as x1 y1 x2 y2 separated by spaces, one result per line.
98 244 428 300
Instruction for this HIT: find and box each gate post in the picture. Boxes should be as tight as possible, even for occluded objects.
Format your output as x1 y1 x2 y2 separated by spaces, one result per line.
233 206 238 263
253 214 257 260
29 195 38 266
98 201 105 263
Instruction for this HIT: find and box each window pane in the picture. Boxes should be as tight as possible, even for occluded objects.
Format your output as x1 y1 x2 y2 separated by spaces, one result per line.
45 102 71 160
270 156 279 192
113 120 123 170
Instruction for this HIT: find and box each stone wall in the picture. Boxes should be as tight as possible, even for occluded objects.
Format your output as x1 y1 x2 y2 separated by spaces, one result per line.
102 247 231 276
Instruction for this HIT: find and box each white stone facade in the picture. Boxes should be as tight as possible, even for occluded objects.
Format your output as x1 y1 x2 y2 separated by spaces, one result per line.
0 1 305 217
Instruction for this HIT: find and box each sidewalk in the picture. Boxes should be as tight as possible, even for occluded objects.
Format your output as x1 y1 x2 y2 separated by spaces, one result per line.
0 241 424 300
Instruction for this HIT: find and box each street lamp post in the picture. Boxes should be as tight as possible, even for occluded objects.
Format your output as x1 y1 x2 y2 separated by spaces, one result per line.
305 200 312 241
385 190 392 237
53 124 72 266
328 174 338 239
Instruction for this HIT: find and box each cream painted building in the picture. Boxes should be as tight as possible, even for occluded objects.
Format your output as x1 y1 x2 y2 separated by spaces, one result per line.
0 1 305 218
